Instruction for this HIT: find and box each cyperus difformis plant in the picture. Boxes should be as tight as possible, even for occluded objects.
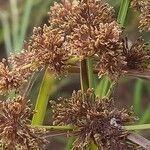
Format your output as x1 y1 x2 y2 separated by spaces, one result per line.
0 0 150 150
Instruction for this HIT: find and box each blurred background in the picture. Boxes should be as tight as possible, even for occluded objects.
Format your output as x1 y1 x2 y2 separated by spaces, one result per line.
0 0 150 149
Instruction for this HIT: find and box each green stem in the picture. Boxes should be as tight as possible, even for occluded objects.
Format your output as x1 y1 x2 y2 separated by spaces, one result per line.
117 0 131 26
133 79 143 117
32 125 73 130
87 58 96 148
105 81 115 98
65 137 75 150
101 76 110 97
32 68 55 125
139 104 150 124
123 124 150 130
31 123 150 131
80 59 89 92
87 58 95 89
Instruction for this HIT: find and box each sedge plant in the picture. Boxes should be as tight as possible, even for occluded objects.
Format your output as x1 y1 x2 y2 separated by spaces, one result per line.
0 0 150 150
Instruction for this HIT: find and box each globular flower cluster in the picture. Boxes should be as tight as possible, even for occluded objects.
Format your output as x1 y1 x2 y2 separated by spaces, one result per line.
51 90 139 150
131 0 150 31
10 25 70 76
0 96 47 150
49 0 127 79
48 0 150 79
0 60 29 95
2 0 149 88
0 0 149 149
123 38 150 71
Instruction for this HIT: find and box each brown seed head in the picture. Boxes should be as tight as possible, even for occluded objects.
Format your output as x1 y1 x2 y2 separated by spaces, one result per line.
0 61 26 95
49 0 117 58
51 90 138 149
123 38 150 71
0 96 47 150
95 22 126 79
131 0 150 31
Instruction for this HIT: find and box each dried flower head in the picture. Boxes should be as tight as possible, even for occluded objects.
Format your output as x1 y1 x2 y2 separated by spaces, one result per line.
49 0 119 58
139 1 150 31
95 22 126 79
51 90 138 149
131 0 150 31
123 38 150 71
10 25 71 76
49 0 115 32
28 25 71 75
0 96 47 150
49 0 78 33
131 0 141 9
0 61 27 95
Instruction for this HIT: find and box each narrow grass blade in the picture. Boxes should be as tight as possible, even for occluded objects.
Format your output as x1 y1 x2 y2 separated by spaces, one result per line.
65 137 74 150
18 0 34 50
117 0 131 26
139 105 150 124
32 69 55 125
87 58 95 89
10 0 19 50
95 77 105 97
80 60 89 92
0 13 12 55
133 79 143 117
124 124 150 130
101 76 110 97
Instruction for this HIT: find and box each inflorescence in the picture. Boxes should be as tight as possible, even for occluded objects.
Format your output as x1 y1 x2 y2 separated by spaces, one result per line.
0 0 149 149
0 96 47 150
131 0 150 31
51 90 139 150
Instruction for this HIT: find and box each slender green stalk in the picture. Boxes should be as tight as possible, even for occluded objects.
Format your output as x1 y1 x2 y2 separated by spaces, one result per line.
10 0 19 50
32 125 73 130
105 82 115 98
65 137 75 150
0 13 12 55
117 0 131 26
87 58 95 89
80 59 89 92
65 59 89 150
139 104 150 124
31 123 150 131
124 124 150 130
32 69 55 125
101 76 110 97
87 58 97 149
95 77 105 97
133 79 143 117
18 0 34 50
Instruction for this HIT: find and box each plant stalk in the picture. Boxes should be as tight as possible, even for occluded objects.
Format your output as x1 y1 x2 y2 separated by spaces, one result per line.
80 59 89 92
117 0 131 26
32 68 55 125
87 58 95 89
